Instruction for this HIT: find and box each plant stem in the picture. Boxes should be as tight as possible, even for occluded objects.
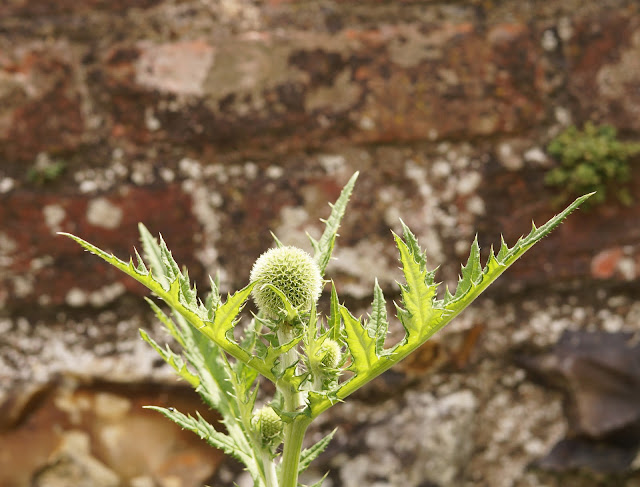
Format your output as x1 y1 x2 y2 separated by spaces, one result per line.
262 451 279 487
276 325 298 373
279 415 312 487
277 322 310 487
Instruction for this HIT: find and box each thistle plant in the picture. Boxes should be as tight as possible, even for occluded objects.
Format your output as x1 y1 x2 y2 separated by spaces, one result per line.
60 172 592 487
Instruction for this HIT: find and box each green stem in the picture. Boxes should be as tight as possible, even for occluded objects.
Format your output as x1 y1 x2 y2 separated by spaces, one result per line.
277 323 309 487
276 325 298 373
279 415 312 487
262 451 279 487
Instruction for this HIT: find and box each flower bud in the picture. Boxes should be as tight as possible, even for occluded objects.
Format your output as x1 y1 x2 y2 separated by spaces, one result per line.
250 246 322 319
252 405 283 446
319 339 342 369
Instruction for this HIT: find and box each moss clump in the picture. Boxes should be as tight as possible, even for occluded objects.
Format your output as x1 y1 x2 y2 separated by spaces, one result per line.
27 158 66 185
545 122 640 206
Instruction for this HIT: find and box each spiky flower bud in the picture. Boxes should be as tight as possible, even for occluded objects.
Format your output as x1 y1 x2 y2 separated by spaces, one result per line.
319 339 342 369
250 246 322 319
252 405 283 446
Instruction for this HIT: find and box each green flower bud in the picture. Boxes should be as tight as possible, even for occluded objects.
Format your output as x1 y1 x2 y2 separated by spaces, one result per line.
319 339 342 369
252 405 283 446
250 246 323 319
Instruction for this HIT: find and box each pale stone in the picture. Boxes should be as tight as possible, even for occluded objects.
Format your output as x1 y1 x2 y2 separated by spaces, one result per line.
136 40 215 96
86 198 123 230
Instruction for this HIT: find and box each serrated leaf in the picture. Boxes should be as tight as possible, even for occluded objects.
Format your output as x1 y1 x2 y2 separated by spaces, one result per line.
306 472 330 487
145 406 257 473
449 235 482 303
133 247 147 274
366 279 389 356
327 282 342 342
399 219 437 285
309 172 358 274
139 328 199 387
207 275 222 313
308 193 593 419
394 233 447 343
263 335 304 380
138 223 168 288
298 428 336 475
59 232 275 381
340 306 379 376
443 192 594 316
159 234 180 285
399 219 426 272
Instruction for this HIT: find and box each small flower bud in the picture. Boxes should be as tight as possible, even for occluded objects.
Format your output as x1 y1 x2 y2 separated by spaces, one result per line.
252 405 283 446
319 339 342 369
250 246 323 319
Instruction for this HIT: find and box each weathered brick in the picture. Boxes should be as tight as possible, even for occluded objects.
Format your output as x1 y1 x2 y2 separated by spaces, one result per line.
567 13 640 130
0 184 200 309
0 0 161 17
0 44 85 163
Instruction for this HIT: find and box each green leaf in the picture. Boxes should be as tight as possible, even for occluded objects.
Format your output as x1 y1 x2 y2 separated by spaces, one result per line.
144 297 185 347
298 428 336 475
327 282 342 343
449 235 482 302
365 279 390 356
308 193 593 419
393 233 447 344
340 306 379 376
309 172 358 274
138 223 168 288
139 328 199 388
58 232 275 381
145 406 258 476
306 472 330 487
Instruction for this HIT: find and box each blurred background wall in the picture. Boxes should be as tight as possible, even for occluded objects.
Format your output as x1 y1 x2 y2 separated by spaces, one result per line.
1 0 640 486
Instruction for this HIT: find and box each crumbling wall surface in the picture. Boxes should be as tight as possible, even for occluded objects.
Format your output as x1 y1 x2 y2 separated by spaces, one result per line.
1 1 640 486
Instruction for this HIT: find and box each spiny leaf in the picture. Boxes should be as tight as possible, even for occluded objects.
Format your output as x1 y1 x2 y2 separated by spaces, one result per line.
262 334 304 379
327 282 342 343
138 223 167 288
139 329 199 387
306 472 330 487
145 406 257 472
394 233 447 344
159 234 180 285
59 233 275 381
399 219 426 272
399 219 437 285
207 275 221 313
309 172 358 274
450 235 482 302
308 193 593 419
133 247 147 274
444 192 595 312
138 229 242 416
340 306 379 376
203 283 277 381
298 428 337 475
365 279 389 356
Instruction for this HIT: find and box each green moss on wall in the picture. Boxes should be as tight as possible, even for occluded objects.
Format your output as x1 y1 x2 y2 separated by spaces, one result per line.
545 122 640 206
